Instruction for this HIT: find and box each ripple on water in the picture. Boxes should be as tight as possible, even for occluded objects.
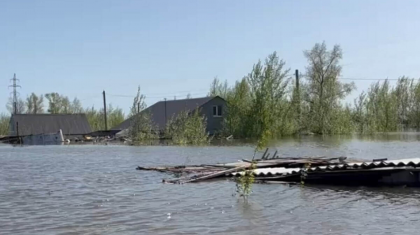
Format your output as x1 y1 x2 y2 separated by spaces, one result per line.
1 140 420 234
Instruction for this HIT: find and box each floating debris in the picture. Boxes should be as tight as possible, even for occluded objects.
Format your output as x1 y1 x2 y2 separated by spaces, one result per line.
136 148 420 187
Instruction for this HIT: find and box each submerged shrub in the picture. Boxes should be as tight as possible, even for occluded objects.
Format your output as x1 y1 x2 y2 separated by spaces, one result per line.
236 161 256 200
165 109 209 145
0 113 10 136
129 111 158 142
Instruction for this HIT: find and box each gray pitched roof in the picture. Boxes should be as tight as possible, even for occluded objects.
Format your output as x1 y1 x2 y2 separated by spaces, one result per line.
10 114 92 136
112 96 214 131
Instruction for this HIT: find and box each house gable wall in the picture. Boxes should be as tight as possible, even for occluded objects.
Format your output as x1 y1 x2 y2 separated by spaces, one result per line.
199 97 227 135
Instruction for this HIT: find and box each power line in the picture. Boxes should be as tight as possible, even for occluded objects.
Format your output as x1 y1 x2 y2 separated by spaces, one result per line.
79 95 102 101
99 76 410 101
340 77 408 81
298 74 416 81
106 94 134 98
39 75 414 105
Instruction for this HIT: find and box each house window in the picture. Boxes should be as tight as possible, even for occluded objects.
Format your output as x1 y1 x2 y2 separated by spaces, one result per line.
213 105 222 117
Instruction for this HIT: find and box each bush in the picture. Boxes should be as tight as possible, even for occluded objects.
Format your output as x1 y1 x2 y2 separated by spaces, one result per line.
0 113 10 136
165 109 209 145
129 111 158 141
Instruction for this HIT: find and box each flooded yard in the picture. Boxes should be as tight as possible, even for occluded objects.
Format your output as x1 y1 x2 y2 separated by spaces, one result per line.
1 134 420 234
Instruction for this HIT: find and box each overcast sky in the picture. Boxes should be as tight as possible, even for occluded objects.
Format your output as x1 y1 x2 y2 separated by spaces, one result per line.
1 0 419 114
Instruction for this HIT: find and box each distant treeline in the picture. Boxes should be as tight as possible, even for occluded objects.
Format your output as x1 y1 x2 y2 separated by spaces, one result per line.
1 42 419 138
0 87 209 145
0 92 125 135
209 42 420 139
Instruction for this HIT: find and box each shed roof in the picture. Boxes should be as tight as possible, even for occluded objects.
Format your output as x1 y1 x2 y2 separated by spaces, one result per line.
11 114 92 136
112 96 218 131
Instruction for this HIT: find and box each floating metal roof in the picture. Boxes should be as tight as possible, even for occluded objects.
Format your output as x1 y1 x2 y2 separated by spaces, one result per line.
309 158 420 172
231 167 300 177
231 158 420 177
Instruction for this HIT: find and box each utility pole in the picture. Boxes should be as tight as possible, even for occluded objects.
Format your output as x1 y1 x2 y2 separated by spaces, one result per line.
103 90 108 130
164 98 167 125
295 69 301 129
9 73 21 114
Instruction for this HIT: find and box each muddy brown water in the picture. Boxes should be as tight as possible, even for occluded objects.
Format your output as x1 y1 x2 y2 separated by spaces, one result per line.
1 134 420 234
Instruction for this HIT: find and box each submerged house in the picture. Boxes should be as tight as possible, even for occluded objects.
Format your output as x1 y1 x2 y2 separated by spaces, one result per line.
9 114 92 138
112 96 226 135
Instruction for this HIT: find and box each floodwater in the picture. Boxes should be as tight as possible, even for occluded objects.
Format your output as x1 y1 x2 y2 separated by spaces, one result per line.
1 134 420 234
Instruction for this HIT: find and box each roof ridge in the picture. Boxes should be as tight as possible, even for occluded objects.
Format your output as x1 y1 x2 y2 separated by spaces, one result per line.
155 96 212 103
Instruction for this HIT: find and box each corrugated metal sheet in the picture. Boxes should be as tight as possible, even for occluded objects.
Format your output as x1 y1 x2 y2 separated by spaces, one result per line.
232 158 420 177
112 96 218 131
232 167 300 176
10 114 92 136
308 158 420 172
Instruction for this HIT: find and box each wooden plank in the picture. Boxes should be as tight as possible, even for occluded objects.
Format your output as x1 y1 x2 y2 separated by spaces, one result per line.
272 150 278 159
180 161 293 184
180 166 250 183
260 148 269 160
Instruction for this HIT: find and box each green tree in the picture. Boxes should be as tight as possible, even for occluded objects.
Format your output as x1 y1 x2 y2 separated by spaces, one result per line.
165 109 209 145
6 97 26 114
70 97 84 113
0 113 10 136
84 104 125 131
129 109 157 141
394 77 413 130
45 93 84 114
303 42 354 134
357 80 398 133
85 106 101 131
126 86 157 141
107 105 125 129
207 52 294 138
409 80 420 130
353 91 367 133
129 86 146 118
246 51 291 138
26 93 44 114
330 105 353 134
45 93 63 114
377 80 398 131
224 78 252 138
61 96 71 113
208 77 229 98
